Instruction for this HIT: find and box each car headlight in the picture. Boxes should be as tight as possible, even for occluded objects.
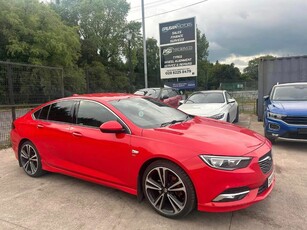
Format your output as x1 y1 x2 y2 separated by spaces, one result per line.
209 113 224 120
199 155 252 170
268 112 286 120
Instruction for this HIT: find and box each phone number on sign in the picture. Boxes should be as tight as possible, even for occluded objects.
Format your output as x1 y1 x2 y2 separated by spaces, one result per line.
165 69 192 75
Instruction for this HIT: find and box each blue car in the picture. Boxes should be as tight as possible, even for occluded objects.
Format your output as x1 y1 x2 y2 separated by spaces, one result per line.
263 82 307 143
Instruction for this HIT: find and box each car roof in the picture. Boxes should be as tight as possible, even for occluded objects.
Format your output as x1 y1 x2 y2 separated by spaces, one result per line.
67 93 139 102
195 90 225 93
275 82 307 87
136 87 175 91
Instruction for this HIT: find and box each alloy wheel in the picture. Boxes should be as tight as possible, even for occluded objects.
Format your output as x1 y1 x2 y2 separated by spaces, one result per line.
20 144 39 176
144 166 188 216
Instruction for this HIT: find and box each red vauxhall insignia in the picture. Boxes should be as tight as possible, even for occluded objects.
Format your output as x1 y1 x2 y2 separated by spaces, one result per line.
11 94 275 218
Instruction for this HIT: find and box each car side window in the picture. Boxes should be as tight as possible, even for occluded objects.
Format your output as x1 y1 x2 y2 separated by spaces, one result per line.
76 100 117 128
34 105 50 120
161 89 169 99
48 101 74 123
169 89 177 97
225 92 231 102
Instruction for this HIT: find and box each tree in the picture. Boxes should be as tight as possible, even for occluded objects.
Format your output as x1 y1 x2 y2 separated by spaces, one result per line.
0 0 80 67
197 28 209 61
209 62 241 89
135 38 160 88
242 55 275 81
0 0 85 101
53 0 130 67
196 29 210 88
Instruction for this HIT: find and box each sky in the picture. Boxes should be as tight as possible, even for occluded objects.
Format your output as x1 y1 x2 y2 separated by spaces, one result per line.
126 0 307 71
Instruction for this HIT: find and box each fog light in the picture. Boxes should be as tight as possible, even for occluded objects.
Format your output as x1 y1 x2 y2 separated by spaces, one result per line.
213 189 249 202
269 123 280 130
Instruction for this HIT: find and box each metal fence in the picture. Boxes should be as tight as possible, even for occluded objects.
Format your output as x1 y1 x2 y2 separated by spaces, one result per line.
0 61 64 148
219 81 258 114
229 90 258 114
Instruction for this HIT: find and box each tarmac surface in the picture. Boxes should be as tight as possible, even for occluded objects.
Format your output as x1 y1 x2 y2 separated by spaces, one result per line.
0 114 306 229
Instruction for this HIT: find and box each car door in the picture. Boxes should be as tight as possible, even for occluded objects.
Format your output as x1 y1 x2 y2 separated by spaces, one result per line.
32 100 75 168
68 100 132 186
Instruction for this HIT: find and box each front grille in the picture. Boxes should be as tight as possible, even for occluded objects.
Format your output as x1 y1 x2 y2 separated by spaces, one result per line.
282 116 307 125
258 151 273 174
258 180 268 195
281 131 307 140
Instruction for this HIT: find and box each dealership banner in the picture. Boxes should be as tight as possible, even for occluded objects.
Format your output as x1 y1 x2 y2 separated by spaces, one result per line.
159 18 196 45
164 80 197 90
159 17 197 79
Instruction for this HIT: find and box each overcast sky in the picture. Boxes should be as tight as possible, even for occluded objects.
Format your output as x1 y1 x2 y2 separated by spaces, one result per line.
126 0 307 71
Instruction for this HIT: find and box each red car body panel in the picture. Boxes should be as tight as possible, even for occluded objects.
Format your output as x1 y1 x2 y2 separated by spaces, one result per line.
11 93 275 212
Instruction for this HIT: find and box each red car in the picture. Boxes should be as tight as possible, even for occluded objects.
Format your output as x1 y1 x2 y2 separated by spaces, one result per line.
11 94 275 218
134 87 182 108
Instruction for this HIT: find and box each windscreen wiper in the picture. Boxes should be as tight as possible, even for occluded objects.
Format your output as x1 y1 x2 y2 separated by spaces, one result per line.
160 119 185 127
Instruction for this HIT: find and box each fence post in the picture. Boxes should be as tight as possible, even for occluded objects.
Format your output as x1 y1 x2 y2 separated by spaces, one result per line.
7 64 16 121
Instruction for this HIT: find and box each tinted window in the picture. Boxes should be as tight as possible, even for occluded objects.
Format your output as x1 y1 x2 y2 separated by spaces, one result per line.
39 105 50 120
33 105 50 120
76 101 117 127
48 101 74 123
33 110 40 119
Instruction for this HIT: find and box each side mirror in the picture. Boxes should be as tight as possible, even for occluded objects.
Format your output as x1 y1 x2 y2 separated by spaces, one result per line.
263 95 269 100
228 98 235 104
178 100 184 106
99 121 125 134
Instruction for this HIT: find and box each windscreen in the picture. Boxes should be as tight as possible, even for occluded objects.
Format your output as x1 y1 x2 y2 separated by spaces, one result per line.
110 97 188 128
272 85 307 101
187 92 225 103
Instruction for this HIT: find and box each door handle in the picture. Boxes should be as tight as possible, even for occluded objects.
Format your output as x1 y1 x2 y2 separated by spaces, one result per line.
72 132 83 137
37 124 44 129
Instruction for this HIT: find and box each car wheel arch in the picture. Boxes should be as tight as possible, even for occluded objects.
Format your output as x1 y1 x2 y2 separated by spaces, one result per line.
137 157 196 203
18 138 32 167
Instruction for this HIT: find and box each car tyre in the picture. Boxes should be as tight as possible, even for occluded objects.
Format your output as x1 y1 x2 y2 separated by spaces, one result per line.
234 107 239 123
142 160 196 218
19 141 45 177
226 113 230 122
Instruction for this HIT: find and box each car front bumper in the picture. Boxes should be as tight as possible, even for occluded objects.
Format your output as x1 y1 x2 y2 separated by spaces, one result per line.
184 141 275 212
265 117 307 141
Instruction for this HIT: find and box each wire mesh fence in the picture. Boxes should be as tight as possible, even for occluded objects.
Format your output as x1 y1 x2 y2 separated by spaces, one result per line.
0 61 64 105
0 105 34 149
220 81 258 114
229 91 258 114
0 61 64 148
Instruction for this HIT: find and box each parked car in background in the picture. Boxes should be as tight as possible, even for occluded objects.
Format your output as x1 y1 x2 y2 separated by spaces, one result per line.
134 87 182 108
178 90 239 123
11 93 274 218
263 82 307 143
